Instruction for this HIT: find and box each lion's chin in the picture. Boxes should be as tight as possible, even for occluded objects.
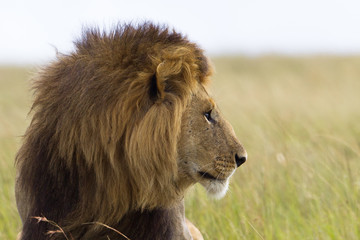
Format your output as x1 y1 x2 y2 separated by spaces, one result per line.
201 179 230 199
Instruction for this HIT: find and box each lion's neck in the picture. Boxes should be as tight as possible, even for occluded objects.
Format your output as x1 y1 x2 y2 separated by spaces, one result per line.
105 200 191 240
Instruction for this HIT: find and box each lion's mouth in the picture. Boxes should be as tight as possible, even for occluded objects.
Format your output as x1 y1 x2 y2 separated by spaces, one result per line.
198 171 219 181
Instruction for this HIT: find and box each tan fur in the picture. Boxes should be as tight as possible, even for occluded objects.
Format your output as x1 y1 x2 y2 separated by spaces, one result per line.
186 219 204 240
15 23 246 239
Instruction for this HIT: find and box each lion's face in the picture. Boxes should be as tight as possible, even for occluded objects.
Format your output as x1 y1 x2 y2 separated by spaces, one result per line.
178 84 247 199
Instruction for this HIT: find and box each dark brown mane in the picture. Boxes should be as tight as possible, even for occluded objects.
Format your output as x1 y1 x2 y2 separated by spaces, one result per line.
16 22 209 239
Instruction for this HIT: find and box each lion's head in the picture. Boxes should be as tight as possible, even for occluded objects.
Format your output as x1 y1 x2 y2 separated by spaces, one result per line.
177 86 247 199
15 23 246 239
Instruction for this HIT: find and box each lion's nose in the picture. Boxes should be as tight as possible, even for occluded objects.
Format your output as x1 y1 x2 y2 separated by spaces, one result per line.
235 153 246 168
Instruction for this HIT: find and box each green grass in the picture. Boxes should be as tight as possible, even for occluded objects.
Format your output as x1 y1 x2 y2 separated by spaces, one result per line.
0 67 32 240
1 56 360 239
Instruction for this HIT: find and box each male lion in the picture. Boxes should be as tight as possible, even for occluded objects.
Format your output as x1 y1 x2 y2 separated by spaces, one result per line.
15 23 247 240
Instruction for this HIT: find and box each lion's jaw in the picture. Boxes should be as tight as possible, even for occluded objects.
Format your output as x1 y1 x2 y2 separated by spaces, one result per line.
177 85 247 199
182 160 234 199
201 177 231 199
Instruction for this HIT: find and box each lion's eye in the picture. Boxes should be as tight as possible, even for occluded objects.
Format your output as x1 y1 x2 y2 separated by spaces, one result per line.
204 110 213 122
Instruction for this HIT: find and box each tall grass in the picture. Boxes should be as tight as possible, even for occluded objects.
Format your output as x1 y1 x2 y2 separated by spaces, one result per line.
1 56 359 239
0 67 32 239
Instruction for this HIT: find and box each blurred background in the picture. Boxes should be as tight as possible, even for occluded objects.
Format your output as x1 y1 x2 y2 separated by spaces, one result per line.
1 0 360 64
1 0 359 239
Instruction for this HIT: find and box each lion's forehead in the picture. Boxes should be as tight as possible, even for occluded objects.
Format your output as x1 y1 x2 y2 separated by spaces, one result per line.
189 86 216 109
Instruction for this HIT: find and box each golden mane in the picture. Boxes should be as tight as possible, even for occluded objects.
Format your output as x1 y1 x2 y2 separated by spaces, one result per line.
16 23 210 239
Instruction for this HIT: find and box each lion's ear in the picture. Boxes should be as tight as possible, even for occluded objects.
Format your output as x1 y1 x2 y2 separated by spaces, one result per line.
151 60 185 101
149 72 165 100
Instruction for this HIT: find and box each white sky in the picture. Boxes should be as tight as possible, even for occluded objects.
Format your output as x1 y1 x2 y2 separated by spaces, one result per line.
1 0 360 64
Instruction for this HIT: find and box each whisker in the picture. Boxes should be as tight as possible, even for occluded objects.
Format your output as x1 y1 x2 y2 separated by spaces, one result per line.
199 162 215 169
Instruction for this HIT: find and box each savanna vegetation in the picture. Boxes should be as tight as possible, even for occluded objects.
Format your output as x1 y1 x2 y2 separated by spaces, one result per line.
1 56 359 239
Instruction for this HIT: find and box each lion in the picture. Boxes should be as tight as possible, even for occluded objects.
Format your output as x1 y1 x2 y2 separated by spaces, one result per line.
15 23 247 240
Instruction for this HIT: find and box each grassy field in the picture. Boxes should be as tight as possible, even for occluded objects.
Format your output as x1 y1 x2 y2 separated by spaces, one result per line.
1 56 360 239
